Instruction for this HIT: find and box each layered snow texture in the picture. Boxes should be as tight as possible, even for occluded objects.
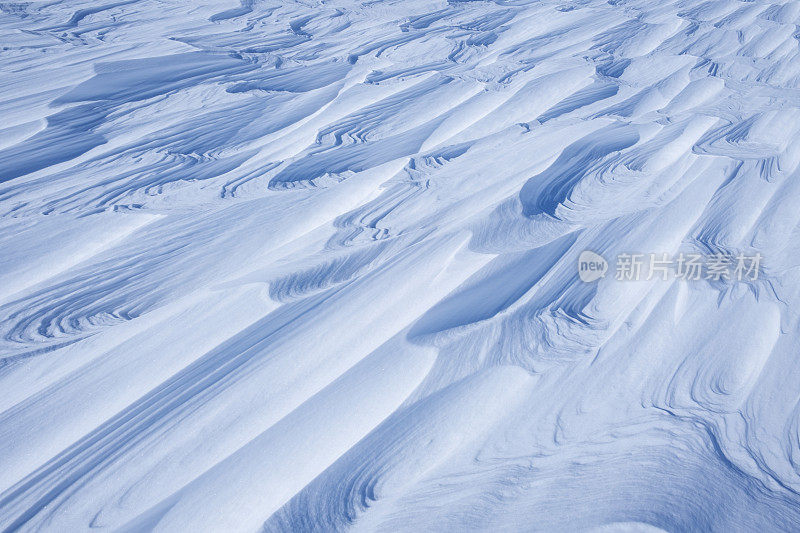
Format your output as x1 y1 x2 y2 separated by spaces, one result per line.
2 0 800 531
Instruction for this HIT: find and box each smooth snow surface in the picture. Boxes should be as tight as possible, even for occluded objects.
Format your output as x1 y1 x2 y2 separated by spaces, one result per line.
1 0 800 531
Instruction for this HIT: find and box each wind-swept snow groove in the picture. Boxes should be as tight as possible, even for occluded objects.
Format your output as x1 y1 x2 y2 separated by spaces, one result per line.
2 0 800 531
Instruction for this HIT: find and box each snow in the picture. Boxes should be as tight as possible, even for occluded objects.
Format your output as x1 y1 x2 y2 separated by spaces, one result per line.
2 0 800 530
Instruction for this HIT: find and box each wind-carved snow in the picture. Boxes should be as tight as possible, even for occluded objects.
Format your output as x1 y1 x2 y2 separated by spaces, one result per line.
0 0 799 530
